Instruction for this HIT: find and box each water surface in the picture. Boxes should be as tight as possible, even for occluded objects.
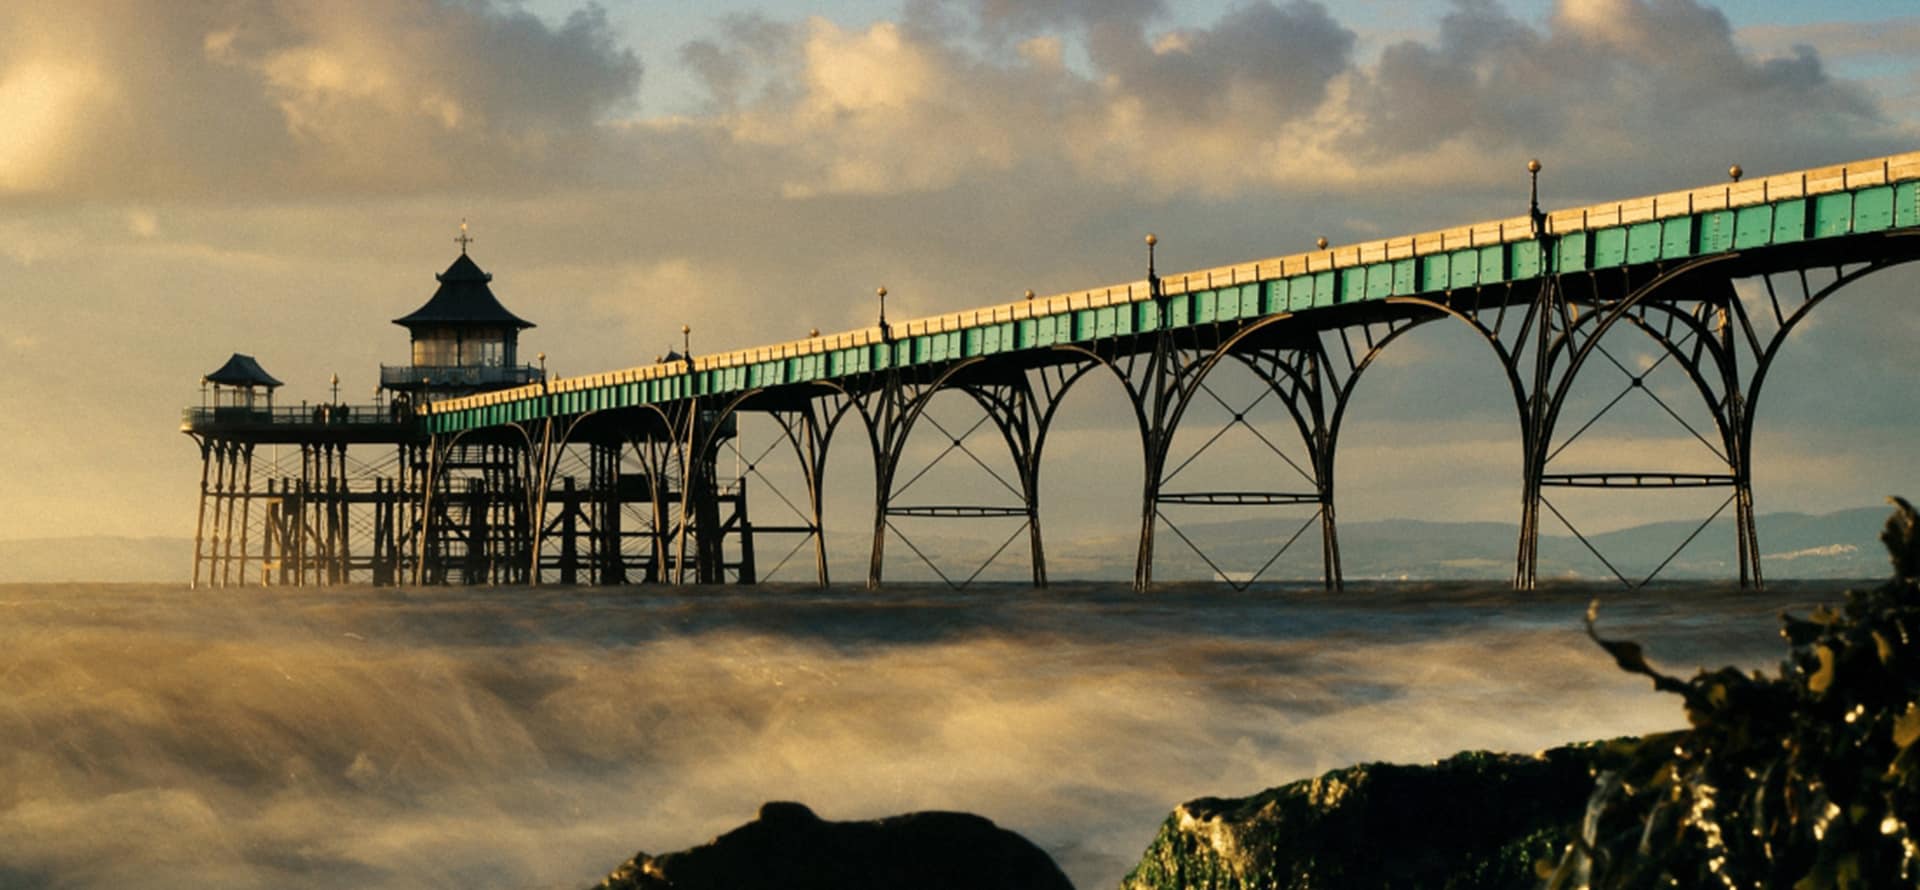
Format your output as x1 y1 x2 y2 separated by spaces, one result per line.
0 580 1850 888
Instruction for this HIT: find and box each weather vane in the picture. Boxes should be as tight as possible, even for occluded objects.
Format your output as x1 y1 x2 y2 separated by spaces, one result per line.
455 219 474 255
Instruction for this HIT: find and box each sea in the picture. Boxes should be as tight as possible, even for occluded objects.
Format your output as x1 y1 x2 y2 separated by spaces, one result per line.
0 579 1862 889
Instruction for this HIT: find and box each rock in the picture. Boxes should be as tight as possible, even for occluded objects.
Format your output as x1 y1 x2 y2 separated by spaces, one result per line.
589 801 1074 890
1122 744 1615 890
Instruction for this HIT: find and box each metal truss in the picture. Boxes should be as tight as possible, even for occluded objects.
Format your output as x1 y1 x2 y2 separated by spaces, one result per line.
1403 231 1920 589
747 390 861 586
851 358 1097 589
1113 299 1424 591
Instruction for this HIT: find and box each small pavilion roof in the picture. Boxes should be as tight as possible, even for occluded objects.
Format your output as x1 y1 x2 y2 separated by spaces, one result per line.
204 353 283 388
392 253 535 330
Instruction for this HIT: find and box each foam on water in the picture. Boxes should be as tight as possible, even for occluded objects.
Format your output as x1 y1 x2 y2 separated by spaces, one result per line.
0 580 1847 888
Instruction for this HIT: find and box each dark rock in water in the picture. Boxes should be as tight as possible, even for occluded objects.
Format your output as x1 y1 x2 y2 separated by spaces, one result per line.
1122 744 1614 890
589 801 1074 890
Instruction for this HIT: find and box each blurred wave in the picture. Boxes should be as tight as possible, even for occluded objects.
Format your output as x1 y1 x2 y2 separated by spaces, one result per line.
0 580 1841 888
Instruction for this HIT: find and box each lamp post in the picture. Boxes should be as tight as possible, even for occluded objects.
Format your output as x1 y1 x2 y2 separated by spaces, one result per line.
876 287 889 340
1528 158 1545 238
1144 234 1158 299
680 325 692 367
329 373 340 404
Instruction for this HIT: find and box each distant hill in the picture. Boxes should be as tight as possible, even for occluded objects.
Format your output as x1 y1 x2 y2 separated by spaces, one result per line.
0 507 1894 584
829 507 1895 584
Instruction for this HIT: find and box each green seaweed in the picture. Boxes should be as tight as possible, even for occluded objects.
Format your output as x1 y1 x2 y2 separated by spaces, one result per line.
1547 497 1920 889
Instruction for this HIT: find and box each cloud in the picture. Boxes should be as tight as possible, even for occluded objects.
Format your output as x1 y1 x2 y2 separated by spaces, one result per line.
0 0 640 200
2 0 1906 204
1349 0 1892 186
651 0 1909 201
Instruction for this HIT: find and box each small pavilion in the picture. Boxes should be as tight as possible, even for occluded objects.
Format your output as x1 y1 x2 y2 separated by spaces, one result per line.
203 353 282 413
384 229 537 395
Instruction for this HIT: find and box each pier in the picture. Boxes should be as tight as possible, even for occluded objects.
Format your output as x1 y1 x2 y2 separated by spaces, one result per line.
184 152 1920 590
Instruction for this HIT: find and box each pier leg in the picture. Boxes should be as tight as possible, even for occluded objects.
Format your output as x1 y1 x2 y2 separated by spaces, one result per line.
191 440 212 589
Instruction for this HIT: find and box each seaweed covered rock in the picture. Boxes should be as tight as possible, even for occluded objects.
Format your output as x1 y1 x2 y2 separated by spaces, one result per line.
1122 745 1611 890
588 801 1072 890
1550 497 1920 888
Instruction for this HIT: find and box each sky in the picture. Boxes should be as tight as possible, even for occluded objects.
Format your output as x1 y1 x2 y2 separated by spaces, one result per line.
3 0 1919 578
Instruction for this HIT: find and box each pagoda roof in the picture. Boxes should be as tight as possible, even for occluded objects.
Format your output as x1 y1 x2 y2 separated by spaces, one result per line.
392 253 535 330
204 353 283 388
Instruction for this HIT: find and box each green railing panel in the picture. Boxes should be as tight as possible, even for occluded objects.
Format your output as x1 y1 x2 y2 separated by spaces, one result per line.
1772 198 1809 244
1287 275 1314 311
1661 216 1695 260
1509 241 1541 280
1340 267 1367 303
1627 221 1662 264
1557 232 1589 272
1814 193 1854 238
1215 286 1239 319
1313 271 1337 307
1169 294 1192 327
1734 205 1774 249
1135 301 1160 332
1449 249 1478 289
1392 258 1417 294
1899 182 1919 228
1097 306 1119 337
1420 254 1448 292
1114 305 1136 335
1362 262 1390 299
1699 209 1734 253
1856 186 1895 232
1477 245 1503 285
1193 290 1216 324
1592 227 1627 267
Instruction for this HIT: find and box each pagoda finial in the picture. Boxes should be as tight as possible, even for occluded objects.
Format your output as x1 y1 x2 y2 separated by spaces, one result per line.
455 219 474 255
